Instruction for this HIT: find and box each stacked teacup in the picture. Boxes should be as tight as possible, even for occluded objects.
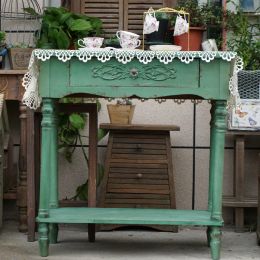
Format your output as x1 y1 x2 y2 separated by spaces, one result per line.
116 31 141 49
78 37 104 48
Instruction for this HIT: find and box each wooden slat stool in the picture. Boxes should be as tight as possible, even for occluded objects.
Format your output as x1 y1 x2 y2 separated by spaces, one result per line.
223 131 259 232
99 123 179 232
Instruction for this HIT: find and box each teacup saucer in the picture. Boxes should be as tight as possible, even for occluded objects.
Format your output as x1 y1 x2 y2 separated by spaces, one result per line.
78 47 103 51
115 48 142 51
149 45 182 51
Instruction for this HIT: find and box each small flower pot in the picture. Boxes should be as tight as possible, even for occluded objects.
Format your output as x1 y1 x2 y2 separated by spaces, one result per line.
8 48 33 70
107 104 135 124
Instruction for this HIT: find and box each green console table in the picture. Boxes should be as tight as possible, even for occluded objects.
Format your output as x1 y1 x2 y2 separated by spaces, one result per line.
22 49 240 259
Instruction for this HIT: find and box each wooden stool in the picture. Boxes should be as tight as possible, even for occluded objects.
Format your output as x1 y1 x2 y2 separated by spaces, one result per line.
99 123 179 232
223 131 259 232
26 103 98 241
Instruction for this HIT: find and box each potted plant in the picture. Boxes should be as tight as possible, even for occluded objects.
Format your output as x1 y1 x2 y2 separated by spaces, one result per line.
107 99 135 124
8 42 34 70
173 0 213 51
35 7 103 49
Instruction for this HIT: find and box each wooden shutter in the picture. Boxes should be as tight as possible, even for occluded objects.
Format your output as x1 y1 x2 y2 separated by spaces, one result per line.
76 0 177 38
80 0 124 38
124 0 169 35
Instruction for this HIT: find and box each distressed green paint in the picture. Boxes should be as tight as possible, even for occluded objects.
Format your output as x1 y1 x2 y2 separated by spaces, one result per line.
210 101 227 221
208 105 215 212
38 98 55 219
37 55 233 259
48 223 58 244
37 208 223 226
38 223 49 257
200 60 231 99
210 227 222 260
38 57 232 100
49 104 58 209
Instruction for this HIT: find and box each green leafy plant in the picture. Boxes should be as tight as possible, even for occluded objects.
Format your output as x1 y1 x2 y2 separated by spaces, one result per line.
226 1 260 70
174 0 223 28
29 7 104 199
59 97 108 200
0 31 6 45
176 0 210 27
34 7 103 49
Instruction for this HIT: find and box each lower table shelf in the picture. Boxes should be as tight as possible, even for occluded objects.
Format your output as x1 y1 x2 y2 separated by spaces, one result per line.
37 207 223 226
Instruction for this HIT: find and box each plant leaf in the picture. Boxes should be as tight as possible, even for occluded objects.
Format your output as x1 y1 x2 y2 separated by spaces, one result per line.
76 181 88 201
98 129 108 141
69 19 92 31
60 13 72 24
69 113 85 129
56 29 70 49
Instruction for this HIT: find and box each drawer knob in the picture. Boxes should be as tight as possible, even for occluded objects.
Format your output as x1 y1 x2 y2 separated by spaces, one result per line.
130 68 138 79
137 173 143 179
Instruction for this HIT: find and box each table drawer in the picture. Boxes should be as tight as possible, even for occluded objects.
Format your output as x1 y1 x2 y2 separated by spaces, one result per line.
69 58 199 89
111 132 168 160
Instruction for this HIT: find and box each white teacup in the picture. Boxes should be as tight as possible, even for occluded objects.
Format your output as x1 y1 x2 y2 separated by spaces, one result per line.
116 31 141 49
78 37 104 48
143 12 159 34
202 39 218 51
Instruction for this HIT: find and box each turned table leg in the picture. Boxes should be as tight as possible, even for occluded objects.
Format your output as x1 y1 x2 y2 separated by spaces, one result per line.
38 98 57 256
38 223 49 257
48 105 58 244
208 101 227 260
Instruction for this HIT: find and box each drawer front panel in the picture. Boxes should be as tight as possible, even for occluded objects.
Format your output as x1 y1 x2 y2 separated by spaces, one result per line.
111 132 167 160
69 58 199 89
106 162 170 195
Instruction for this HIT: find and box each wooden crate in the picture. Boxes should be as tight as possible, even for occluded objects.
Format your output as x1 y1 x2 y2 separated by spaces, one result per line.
9 48 33 70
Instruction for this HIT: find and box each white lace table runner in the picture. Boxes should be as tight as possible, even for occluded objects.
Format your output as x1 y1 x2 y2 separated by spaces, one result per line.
22 49 243 109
